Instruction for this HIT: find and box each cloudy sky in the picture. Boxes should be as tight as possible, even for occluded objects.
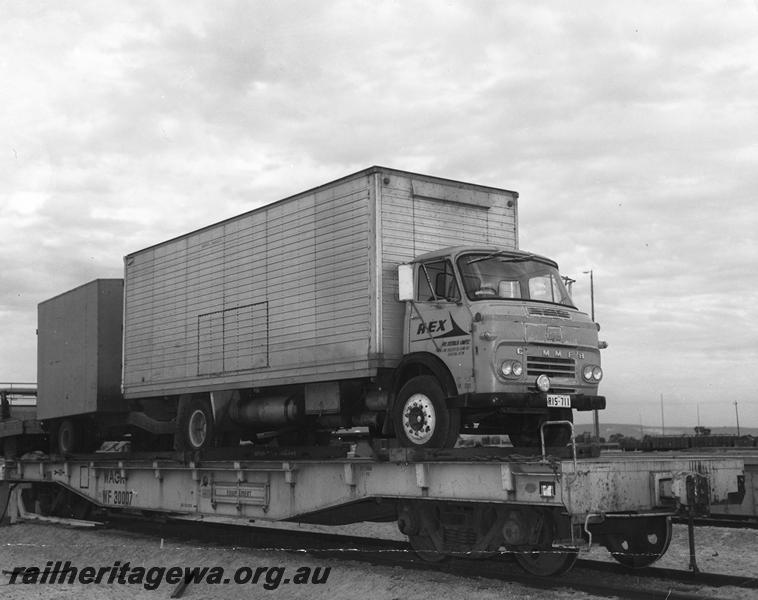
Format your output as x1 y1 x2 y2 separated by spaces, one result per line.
2 1 757 430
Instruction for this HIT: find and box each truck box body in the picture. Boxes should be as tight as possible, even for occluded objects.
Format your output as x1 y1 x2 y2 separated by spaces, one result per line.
37 279 124 420
122 167 518 399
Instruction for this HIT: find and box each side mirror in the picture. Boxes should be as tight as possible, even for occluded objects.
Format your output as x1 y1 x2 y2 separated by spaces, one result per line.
398 264 414 301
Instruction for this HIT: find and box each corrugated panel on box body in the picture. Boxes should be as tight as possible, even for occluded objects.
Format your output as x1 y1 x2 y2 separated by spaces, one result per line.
123 167 518 399
123 175 373 398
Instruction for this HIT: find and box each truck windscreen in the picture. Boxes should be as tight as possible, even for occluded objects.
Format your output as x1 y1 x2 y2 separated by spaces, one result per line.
457 253 575 307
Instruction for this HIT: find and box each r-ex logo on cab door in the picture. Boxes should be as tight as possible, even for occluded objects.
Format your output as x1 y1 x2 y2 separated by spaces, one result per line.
416 319 448 335
414 313 469 339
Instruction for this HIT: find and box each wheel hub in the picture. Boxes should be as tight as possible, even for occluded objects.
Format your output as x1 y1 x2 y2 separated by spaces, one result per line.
402 394 436 444
188 409 208 448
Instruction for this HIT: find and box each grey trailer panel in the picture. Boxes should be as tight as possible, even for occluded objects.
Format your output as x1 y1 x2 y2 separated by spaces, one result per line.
37 279 125 420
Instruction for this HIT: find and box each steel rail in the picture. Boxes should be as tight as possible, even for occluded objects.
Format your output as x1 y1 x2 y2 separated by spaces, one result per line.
98 513 757 599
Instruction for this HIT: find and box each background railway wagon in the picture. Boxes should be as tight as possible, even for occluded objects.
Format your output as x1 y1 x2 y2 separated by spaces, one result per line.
708 456 758 524
619 435 757 452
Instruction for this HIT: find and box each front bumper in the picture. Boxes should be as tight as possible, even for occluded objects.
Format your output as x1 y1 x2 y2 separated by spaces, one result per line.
450 392 606 412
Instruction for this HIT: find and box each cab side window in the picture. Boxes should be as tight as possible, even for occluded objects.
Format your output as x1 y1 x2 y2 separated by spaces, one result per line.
417 260 460 302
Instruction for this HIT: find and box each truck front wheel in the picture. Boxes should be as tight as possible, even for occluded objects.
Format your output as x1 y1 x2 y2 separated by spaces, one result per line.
393 376 460 448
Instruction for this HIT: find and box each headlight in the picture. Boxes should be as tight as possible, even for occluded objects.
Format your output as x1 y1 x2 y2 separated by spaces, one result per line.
500 360 523 378
583 365 603 382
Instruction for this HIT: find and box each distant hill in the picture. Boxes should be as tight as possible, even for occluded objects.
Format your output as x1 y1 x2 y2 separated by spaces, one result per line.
573 423 758 439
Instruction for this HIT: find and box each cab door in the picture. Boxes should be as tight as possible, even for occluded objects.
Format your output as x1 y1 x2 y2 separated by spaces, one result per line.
407 259 473 393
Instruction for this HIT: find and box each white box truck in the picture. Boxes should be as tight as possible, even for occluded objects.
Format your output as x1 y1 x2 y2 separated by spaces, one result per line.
42 167 605 452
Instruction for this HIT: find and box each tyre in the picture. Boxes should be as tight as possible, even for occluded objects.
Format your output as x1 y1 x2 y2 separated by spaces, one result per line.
175 395 215 451
393 375 459 448
57 419 79 454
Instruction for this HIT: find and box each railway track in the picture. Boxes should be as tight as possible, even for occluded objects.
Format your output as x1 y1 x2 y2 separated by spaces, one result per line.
100 513 757 600
672 515 758 530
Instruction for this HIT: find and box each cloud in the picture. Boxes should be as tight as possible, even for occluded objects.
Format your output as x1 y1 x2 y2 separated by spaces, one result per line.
1 1 757 426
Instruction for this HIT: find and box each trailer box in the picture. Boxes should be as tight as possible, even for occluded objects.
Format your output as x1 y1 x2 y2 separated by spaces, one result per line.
37 279 124 420
122 166 518 399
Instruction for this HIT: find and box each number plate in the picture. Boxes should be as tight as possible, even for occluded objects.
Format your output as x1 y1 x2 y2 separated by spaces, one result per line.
547 394 571 408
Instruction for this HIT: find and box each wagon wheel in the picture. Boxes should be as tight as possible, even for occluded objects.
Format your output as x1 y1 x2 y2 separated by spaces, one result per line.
513 512 578 576
515 545 578 577
399 502 448 563
408 532 447 563
604 516 672 569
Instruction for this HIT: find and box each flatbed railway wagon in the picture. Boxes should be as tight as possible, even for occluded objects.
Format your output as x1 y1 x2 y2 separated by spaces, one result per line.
0 444 746 577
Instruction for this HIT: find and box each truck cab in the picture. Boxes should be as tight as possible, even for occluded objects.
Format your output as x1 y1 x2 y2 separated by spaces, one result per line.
392 247 605 448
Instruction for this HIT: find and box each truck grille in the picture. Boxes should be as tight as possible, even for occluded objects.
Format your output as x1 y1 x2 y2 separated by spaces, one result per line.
528 307 571 319
527 355 575 378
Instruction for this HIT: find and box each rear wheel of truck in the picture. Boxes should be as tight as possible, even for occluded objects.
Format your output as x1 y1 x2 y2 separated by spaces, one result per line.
393 375 460 449
175 395 215 451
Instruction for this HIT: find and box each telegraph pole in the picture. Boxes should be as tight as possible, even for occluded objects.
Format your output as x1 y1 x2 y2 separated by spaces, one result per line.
660 393 665 435
734 401 741 436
